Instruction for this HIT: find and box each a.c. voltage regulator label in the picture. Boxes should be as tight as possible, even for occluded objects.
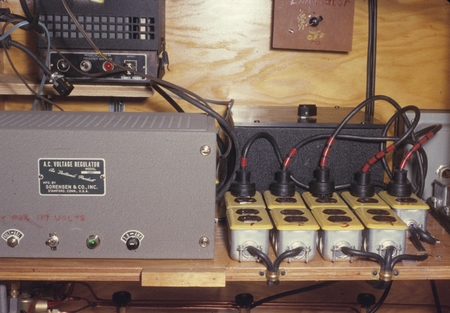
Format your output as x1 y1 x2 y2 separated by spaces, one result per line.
38 158 105 196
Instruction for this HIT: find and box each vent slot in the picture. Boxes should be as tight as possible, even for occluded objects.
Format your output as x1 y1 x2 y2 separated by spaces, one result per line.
0 113 202 132
40 15 157 41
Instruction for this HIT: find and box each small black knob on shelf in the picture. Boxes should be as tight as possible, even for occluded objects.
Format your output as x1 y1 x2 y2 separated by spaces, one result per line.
357 293 376 311
298 104 317 118
235 293 254 308
112 291 132 307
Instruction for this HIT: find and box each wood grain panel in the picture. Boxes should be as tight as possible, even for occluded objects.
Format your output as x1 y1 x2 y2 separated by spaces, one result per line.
1 0 448 121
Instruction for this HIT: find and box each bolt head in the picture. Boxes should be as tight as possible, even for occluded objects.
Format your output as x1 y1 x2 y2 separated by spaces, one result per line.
200 145 211 156
199 236 210 248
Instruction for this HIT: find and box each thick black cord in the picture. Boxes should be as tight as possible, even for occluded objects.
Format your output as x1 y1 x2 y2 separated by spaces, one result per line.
318 95 414 169
408 226 427 252
156 84 240 201
19 0 42 32
273 247 303 270
216 134 230 191
378 105 420 180
151 84 184 113
383 246 395 272
246 246 275 272
366 0 378 118
357 108 423 194
250 281 337 309
388 253 428 272
242 132 283 164
411 225 437 245
287 133 401 190
5 39 52 77
430 280 443 313
368 280 392 313
340 247 385 270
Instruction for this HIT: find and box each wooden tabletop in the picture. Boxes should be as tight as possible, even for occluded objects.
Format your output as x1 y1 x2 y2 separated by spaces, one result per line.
1 213 449 287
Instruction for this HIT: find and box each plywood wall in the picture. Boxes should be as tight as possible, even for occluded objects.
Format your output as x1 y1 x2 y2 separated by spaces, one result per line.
1 0 449 122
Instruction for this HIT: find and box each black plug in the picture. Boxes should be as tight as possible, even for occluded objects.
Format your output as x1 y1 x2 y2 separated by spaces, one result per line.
52 76 74 97
269 169 295 197
229 168 256 198
308 166 335 197
386 169 412 197
350 171 375 198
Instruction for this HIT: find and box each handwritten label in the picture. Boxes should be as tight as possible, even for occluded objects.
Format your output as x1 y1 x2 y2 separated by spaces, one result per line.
297 10 308 30
1 214 86 223
307 30 325 44
291 0 351 6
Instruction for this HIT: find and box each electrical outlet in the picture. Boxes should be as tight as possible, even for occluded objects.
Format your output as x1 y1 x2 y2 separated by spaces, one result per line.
378 191 429 232
224 191 266 210
340 191 391 210
272 0 355 52
310 206 363 262
263 190 305 209
226 207 273 262
341 191 407 256
268 207 319 262
302 192 348 210
353 207 407 257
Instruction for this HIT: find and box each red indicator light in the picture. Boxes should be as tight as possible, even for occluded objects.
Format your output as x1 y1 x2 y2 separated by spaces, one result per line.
103 61 114 71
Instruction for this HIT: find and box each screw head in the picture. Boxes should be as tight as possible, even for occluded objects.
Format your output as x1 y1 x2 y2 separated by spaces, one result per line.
200 145 211 156
199 236 210 248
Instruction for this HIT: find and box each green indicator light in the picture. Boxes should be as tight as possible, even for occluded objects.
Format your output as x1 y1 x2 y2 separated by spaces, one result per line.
86 236 100 249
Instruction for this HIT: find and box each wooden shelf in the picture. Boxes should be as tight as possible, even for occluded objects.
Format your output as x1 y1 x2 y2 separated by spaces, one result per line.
1 213 449 287
0 75 154 98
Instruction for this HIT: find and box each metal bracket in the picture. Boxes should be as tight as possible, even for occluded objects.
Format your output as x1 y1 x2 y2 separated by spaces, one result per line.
109 97 125 112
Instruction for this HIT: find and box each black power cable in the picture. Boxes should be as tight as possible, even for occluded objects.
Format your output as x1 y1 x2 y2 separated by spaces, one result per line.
3 38 52 77
19 0 43 32
250 281 337 309
365 0 378 119
369 281 392 313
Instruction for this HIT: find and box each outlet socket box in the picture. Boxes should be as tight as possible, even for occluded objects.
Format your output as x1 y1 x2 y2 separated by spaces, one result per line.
268 207 319 262
226 207 273 262
378 191 429 232
353 207 407 257
341 191 407 256
310 206 363 262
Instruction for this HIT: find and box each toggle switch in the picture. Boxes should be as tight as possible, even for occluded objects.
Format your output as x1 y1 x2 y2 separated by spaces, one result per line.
45 233 59 251
309 15 323 27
